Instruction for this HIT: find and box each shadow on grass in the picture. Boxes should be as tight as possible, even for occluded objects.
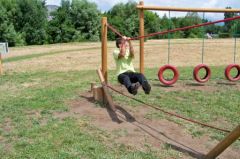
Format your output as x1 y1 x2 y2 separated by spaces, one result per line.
116 107 205 159
80 94 205 159
216 82 237 86
152 83 174 88
185 83 205 86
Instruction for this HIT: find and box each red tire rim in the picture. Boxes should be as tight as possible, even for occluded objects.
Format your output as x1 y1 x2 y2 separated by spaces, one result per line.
193 64 211 83
225 64 240 82
158 65 179 86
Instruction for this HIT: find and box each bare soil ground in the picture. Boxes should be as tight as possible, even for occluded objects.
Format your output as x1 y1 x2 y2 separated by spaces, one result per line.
3 39 240 72
53 91 239 159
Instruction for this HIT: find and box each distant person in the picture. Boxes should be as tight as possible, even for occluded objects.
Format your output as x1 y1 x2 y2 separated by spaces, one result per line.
206 33 213 39
113 36 151 95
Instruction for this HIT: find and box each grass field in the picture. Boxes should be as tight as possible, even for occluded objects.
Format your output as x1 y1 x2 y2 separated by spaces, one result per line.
0 39 239 158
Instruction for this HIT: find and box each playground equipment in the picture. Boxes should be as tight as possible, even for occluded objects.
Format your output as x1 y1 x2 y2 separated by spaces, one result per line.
0 42 8 75
102 1 240 85
99 1 240 158
193 13 211 83
158 11 179 86
96 69 240 159
225 25 240 81
137 2 240 85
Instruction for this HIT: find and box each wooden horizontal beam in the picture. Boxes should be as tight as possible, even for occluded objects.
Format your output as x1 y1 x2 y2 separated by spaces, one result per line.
136 5 240 13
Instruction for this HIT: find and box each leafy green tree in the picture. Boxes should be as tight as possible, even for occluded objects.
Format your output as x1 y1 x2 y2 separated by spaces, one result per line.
224 7 235 32
14 0 48 45
0 0 24 46
70 0 101 41
180 12 202 38
106 1 162 40
231 13 240 37
106 1 139 40
48 0 101 43
47 0 76 43
145 11 161 39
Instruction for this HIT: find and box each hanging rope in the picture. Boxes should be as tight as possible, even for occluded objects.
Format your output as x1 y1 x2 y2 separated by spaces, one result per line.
107 23 124 38
105 84 232 133
201 13 206 64
233 20 238 64
106 16 240 41
128 16 240 40
167 11 171 64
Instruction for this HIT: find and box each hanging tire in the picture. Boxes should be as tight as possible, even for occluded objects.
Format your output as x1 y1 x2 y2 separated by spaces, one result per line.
158 65 179 86
225 64 240 82
193 64 211 83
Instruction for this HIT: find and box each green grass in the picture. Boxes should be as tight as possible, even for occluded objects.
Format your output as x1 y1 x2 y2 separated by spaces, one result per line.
110 66 240 146
0 66 239 158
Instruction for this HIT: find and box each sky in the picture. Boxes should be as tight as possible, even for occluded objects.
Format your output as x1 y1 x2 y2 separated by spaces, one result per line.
46 0 240 20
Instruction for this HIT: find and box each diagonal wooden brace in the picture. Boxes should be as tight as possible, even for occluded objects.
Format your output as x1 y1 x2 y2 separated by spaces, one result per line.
96 68 116 112
205 125 240 159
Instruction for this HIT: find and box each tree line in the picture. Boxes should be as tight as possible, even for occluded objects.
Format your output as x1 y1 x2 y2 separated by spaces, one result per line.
0 0 239 46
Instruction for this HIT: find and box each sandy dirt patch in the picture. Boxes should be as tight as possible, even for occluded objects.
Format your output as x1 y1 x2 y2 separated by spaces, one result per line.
53 92 240 159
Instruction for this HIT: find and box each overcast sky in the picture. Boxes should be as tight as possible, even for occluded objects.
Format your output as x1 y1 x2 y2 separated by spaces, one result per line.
46 0 240 20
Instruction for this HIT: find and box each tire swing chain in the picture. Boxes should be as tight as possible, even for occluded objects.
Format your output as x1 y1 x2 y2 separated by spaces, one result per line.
167 11 171 65
225 20 240 82
193 12 211 83
157 11 179 86
201 13 206 64
233 21 237 64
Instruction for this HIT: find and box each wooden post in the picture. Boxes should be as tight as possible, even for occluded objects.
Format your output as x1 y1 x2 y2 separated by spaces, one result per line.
205 125 240 159
0 53 2 75
90 82 96 92
101 17 108 82
97 68 116 111
92 85 104 102
139 1 144 74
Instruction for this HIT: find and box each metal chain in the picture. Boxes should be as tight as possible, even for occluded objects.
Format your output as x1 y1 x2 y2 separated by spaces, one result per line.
202 12 205 64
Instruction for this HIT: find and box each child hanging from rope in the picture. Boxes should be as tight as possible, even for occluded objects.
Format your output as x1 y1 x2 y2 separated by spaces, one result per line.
113 36 151 95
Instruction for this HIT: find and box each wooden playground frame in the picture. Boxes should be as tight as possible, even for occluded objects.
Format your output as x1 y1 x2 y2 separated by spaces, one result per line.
101 1 240 158
101 1 240 81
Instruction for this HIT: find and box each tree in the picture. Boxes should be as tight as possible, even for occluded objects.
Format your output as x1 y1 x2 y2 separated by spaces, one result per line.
48 0 101 43
145 11 161 39
106 1 139 40
0 0 24 46
14 0 48 45
231 13 240 37
47 0 75 43
224 7 235 33
180 12 202 38
106 1 162 40
70 0 101 41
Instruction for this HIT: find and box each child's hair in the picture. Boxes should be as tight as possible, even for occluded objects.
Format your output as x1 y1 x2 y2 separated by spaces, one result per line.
116 37 123 48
